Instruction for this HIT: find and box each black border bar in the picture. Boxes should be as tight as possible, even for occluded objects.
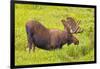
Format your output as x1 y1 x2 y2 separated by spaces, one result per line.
13 1 96 8
10 1 97 69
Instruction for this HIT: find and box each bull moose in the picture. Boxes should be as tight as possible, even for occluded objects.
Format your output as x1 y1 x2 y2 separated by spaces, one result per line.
26 18 82 52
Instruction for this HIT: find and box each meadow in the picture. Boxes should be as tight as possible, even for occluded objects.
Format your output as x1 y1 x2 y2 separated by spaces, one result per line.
15 4 95 65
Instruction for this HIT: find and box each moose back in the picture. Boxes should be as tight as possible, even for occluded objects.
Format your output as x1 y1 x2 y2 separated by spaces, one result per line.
26 20 79 52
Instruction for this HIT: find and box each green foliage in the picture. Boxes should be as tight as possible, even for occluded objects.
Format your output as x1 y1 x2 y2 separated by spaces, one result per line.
15 4 95 65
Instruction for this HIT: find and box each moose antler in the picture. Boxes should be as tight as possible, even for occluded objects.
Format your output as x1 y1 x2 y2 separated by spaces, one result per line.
61 19 71 33
65 17 83 34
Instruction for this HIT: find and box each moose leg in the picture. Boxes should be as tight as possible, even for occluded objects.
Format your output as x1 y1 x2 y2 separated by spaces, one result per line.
46 45 52 50
59 45 63 49
26 34 33 53
27 39 36 52
29 41 32 53
32 43 35 52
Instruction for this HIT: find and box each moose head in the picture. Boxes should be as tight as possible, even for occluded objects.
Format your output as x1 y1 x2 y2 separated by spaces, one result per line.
61 19 79 45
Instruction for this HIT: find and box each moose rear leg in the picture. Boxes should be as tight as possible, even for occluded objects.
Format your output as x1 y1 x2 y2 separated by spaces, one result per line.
32 43 35 52
25 42 32 52
27 37 36 52
27 41 36 53
26 25 34 53
28 42 32 53
26 35 33 53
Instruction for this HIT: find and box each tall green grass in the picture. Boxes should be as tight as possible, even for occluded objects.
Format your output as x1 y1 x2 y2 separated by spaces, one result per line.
15 4 95 65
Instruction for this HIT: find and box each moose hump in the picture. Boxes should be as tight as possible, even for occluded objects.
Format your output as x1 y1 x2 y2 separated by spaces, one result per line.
26 20 51 50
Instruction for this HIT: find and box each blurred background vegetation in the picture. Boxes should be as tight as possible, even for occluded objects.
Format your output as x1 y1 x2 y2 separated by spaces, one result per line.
15 4 95 65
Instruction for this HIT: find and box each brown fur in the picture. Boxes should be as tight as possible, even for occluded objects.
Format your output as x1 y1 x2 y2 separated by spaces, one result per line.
26 20 79 52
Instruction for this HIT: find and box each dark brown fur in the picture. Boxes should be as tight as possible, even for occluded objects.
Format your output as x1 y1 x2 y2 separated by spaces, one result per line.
26 20 79 52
